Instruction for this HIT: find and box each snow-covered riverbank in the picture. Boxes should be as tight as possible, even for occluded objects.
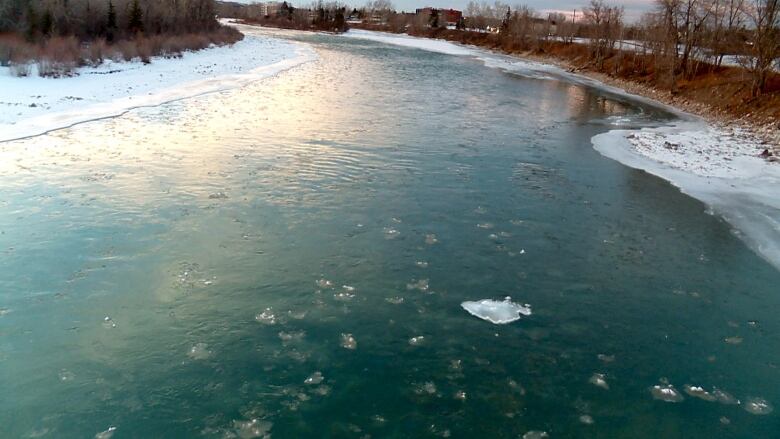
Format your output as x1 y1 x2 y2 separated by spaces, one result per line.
0 24 316 142
342 29 780 271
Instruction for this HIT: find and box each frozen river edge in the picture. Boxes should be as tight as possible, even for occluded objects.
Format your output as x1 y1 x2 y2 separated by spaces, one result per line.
341 29 780 272
0 23 317 143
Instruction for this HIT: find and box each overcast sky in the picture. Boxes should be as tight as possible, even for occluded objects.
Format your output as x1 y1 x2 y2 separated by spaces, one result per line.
236 0 656 22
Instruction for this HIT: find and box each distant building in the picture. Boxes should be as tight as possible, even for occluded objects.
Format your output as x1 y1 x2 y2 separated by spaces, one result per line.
260 2 281 17
415 7 463 28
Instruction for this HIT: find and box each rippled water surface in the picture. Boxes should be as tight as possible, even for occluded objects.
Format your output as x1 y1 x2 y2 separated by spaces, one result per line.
1 32 779 438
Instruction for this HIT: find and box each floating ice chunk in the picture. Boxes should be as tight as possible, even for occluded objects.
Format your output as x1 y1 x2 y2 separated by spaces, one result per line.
460 297 531 324
416 261 429 268
683 385 717 402
208 191 228 199
188 343 213 360
579 414 594 425
304 371 324 385
287 310 306 320
650 384 684 402
744 397 773 415
385 296 404 304
383 228 400 239
278 331 305 342
0 308 11 316
597 354 615 363
589 373 609 390
233 418 272 439
406 279 429 292
316 278 333 289
413 381 437 395
334 291 355 301
340 333 357 350
255 308 276 325
724 336 743 345
425 234 438 245
102 316 116 329
477 223 494 229
454 390 467 400
522 431 549 439
409 336 425 346
94 426 116 439
712 388 740 405
312 385 331 396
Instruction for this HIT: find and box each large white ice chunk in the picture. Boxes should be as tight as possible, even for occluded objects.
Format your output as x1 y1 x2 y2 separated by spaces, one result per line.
461 297 531 324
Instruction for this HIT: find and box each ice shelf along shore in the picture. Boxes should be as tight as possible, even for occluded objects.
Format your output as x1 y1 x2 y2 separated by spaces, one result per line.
343 29 780 272
0 23 316 143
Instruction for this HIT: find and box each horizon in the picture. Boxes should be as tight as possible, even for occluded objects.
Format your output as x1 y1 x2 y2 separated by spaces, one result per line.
231 0 655 22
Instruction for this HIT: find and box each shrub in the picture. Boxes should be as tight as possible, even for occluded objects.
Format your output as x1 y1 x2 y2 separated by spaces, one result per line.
37 36 81 77
10 62 32 77
0 34 35 67
83 38 109 67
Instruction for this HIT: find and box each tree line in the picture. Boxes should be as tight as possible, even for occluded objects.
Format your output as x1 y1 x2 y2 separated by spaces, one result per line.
217 1 349 32
0 0 242 76
353 0 778 96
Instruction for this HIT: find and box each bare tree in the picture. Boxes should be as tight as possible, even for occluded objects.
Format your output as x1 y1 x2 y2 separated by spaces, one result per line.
583 0 624 69
739 0 779 95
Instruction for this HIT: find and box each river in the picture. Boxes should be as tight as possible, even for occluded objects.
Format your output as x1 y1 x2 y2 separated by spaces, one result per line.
0 29 778 438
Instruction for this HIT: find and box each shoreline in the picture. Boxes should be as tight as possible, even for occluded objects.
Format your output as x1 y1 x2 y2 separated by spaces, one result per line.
0 24 316 143
521 52 780 158
340 29 780 271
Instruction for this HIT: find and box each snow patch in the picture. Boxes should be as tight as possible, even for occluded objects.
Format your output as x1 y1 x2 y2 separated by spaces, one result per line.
592 122 780 271
0 24 316 142
461 297 531 324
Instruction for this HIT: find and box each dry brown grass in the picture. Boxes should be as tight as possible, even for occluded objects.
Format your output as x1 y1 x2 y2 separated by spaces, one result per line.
1 26 244 77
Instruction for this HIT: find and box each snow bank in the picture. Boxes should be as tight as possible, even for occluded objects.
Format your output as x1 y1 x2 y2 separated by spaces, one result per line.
0 24 316 142
345 29 780 272
461 297 532 324
343 29 477 56
592 124 780 271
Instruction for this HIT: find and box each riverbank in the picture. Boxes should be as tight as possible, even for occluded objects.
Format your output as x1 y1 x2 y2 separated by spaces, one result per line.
0 24 316 142
352 25 780 158
341 28 780 271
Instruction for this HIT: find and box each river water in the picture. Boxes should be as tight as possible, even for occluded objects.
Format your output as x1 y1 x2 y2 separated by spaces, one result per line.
1 30 778 438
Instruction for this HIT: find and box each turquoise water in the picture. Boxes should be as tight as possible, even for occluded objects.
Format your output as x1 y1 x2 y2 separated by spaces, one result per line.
1 33 779 438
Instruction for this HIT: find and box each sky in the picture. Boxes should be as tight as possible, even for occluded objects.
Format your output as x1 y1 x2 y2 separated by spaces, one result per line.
235 0 656 22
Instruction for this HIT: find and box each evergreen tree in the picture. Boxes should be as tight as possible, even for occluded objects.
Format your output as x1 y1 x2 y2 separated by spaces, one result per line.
40 8 54 37
106 0 117 41
127 0 143 34
25 2 38 41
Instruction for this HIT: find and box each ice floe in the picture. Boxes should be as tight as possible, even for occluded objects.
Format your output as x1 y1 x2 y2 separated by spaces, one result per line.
460 297 532 324
406 279 429 292
340 333 357 350
94 426 117 439
522 431 549 439
683 385 717 402
255 308 276 325
589 373 609 390
409 336 426 346
650 383 684 402
712 388 740 405
232 418 272 439
187 343 213 360
744 397 773 415
304 371 324 385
